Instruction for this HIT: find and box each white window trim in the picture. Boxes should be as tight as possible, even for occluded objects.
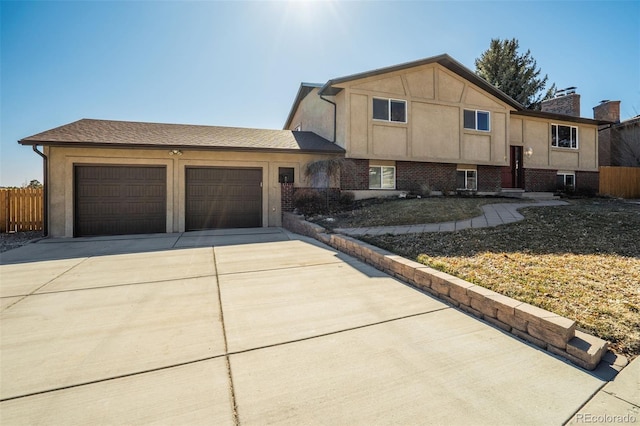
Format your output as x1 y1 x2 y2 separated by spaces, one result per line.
551 123 579 149
557 171 576 187
464 109 491 132
457 169 477 190
373 98 407 123
369 165 396 189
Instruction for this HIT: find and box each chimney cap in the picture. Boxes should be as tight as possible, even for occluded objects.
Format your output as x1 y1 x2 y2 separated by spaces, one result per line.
600 100 610 104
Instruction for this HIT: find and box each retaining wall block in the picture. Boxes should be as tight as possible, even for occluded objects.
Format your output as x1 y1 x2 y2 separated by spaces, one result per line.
447 278 475 306
512 328 548 350
528 323 573 349
497 310 528 333
385 255 423 281
430 271 454 296
516 304 576 345
566 330 609 369
412 267 434 290
467 285 502 318
483 315 512 333
546 344 601 371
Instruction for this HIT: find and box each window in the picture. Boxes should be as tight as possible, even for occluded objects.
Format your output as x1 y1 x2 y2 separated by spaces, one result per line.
369 166 396 189
456 169 477 190
373 98 406 123
463 110 490 131
278 167 294 183
551 124 578 149
557 172 575 188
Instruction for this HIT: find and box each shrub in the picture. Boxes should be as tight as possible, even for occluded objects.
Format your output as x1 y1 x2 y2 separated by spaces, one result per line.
337 191 355 210
293 188 326 215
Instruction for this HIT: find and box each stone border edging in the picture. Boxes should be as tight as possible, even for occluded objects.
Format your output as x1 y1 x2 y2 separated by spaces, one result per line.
283 212 625 371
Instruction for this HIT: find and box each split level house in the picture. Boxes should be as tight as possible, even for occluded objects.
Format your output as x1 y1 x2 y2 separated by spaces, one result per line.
20 54 606 238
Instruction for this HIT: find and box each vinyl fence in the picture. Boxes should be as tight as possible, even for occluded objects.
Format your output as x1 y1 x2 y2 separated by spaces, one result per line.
599 167 640 198
0 188 44 233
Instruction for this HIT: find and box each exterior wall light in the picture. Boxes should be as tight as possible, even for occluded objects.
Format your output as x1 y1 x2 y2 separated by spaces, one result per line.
169 149 183 156
524 147 533 158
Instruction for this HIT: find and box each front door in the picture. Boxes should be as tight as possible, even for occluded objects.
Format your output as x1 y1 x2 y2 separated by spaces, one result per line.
511 146 524 188
502 146 524 189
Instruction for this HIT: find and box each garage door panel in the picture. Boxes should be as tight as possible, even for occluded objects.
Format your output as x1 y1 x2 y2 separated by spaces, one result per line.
75 166 167 237
185 167 262 231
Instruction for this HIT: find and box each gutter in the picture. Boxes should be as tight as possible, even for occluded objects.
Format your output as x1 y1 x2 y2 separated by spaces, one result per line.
31 145 48 237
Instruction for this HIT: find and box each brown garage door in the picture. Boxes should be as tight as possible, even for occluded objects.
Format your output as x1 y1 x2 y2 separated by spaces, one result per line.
74 165 166 237
185 167 262 230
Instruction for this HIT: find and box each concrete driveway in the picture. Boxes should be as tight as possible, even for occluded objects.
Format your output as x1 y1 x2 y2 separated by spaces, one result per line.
0 228 621 424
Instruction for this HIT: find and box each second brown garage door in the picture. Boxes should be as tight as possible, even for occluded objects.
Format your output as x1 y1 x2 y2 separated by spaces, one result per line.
185 167 262 230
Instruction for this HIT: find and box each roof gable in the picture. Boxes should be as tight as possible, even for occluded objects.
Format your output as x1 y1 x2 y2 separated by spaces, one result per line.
318 54 523 110
19 119 344 154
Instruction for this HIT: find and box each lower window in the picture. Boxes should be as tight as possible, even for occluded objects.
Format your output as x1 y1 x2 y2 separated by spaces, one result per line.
557 172 575 188
456 169 477 190
369 166 396 189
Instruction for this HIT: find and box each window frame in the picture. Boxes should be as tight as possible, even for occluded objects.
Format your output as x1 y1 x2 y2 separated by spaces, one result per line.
551 124 579 149
373 98 407 123
456 169 477 191
368 165 396 189
557 172 576 188
463 109 491 132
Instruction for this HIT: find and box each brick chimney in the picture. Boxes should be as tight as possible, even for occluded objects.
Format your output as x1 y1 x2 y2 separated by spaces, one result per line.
541 89 581 117
593 100 620 123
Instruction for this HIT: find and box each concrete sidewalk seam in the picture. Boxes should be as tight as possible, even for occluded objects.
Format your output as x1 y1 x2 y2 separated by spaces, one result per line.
216 260 347 277
225 307 451 357
16 273 219 297
0 354 228 403
0 257 90 312
212 247 240 426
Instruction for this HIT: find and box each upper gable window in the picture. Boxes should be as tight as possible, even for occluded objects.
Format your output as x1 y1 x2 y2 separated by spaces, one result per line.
551 124 578 149
464 110 490 131
373 98 406 123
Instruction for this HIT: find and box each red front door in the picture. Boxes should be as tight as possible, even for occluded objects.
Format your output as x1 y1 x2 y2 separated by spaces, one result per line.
501 146 524 188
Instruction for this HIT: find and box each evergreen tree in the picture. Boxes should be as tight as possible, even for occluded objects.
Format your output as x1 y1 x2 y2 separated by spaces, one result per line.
475 38 556 110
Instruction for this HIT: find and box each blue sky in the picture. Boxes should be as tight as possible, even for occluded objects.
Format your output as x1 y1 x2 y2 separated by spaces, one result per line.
1 0 638 187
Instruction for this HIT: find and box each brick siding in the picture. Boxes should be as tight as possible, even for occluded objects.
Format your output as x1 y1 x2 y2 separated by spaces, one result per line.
396 161 457 193
340 159 369 190
524 168 558 192
477 165 502 192
281 183 294 212
342 160 503 193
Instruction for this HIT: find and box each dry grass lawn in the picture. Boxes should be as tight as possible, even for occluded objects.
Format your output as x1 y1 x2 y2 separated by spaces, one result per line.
315 196 520 229
361 198 640 359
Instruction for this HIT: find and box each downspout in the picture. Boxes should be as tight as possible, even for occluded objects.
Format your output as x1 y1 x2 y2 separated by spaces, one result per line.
319 94 337 143
32 145 48 237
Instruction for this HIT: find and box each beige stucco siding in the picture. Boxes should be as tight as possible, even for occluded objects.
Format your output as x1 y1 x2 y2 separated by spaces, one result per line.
337 64 512 166
511 116 598 171
286 88 334 142
45 146 335 237
412 103 460 159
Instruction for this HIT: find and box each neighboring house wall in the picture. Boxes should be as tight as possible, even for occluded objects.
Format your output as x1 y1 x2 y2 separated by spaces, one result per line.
45 146 336 237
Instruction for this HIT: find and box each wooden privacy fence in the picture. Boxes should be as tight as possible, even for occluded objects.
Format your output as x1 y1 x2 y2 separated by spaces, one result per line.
599 167 640 198
0 188 44 233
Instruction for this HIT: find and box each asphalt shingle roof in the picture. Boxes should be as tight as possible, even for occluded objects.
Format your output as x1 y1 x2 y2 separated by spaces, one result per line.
19 119 345 154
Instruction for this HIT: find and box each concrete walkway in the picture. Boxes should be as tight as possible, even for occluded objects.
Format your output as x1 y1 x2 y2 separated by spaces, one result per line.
336 200 569 236
0 228 636 425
